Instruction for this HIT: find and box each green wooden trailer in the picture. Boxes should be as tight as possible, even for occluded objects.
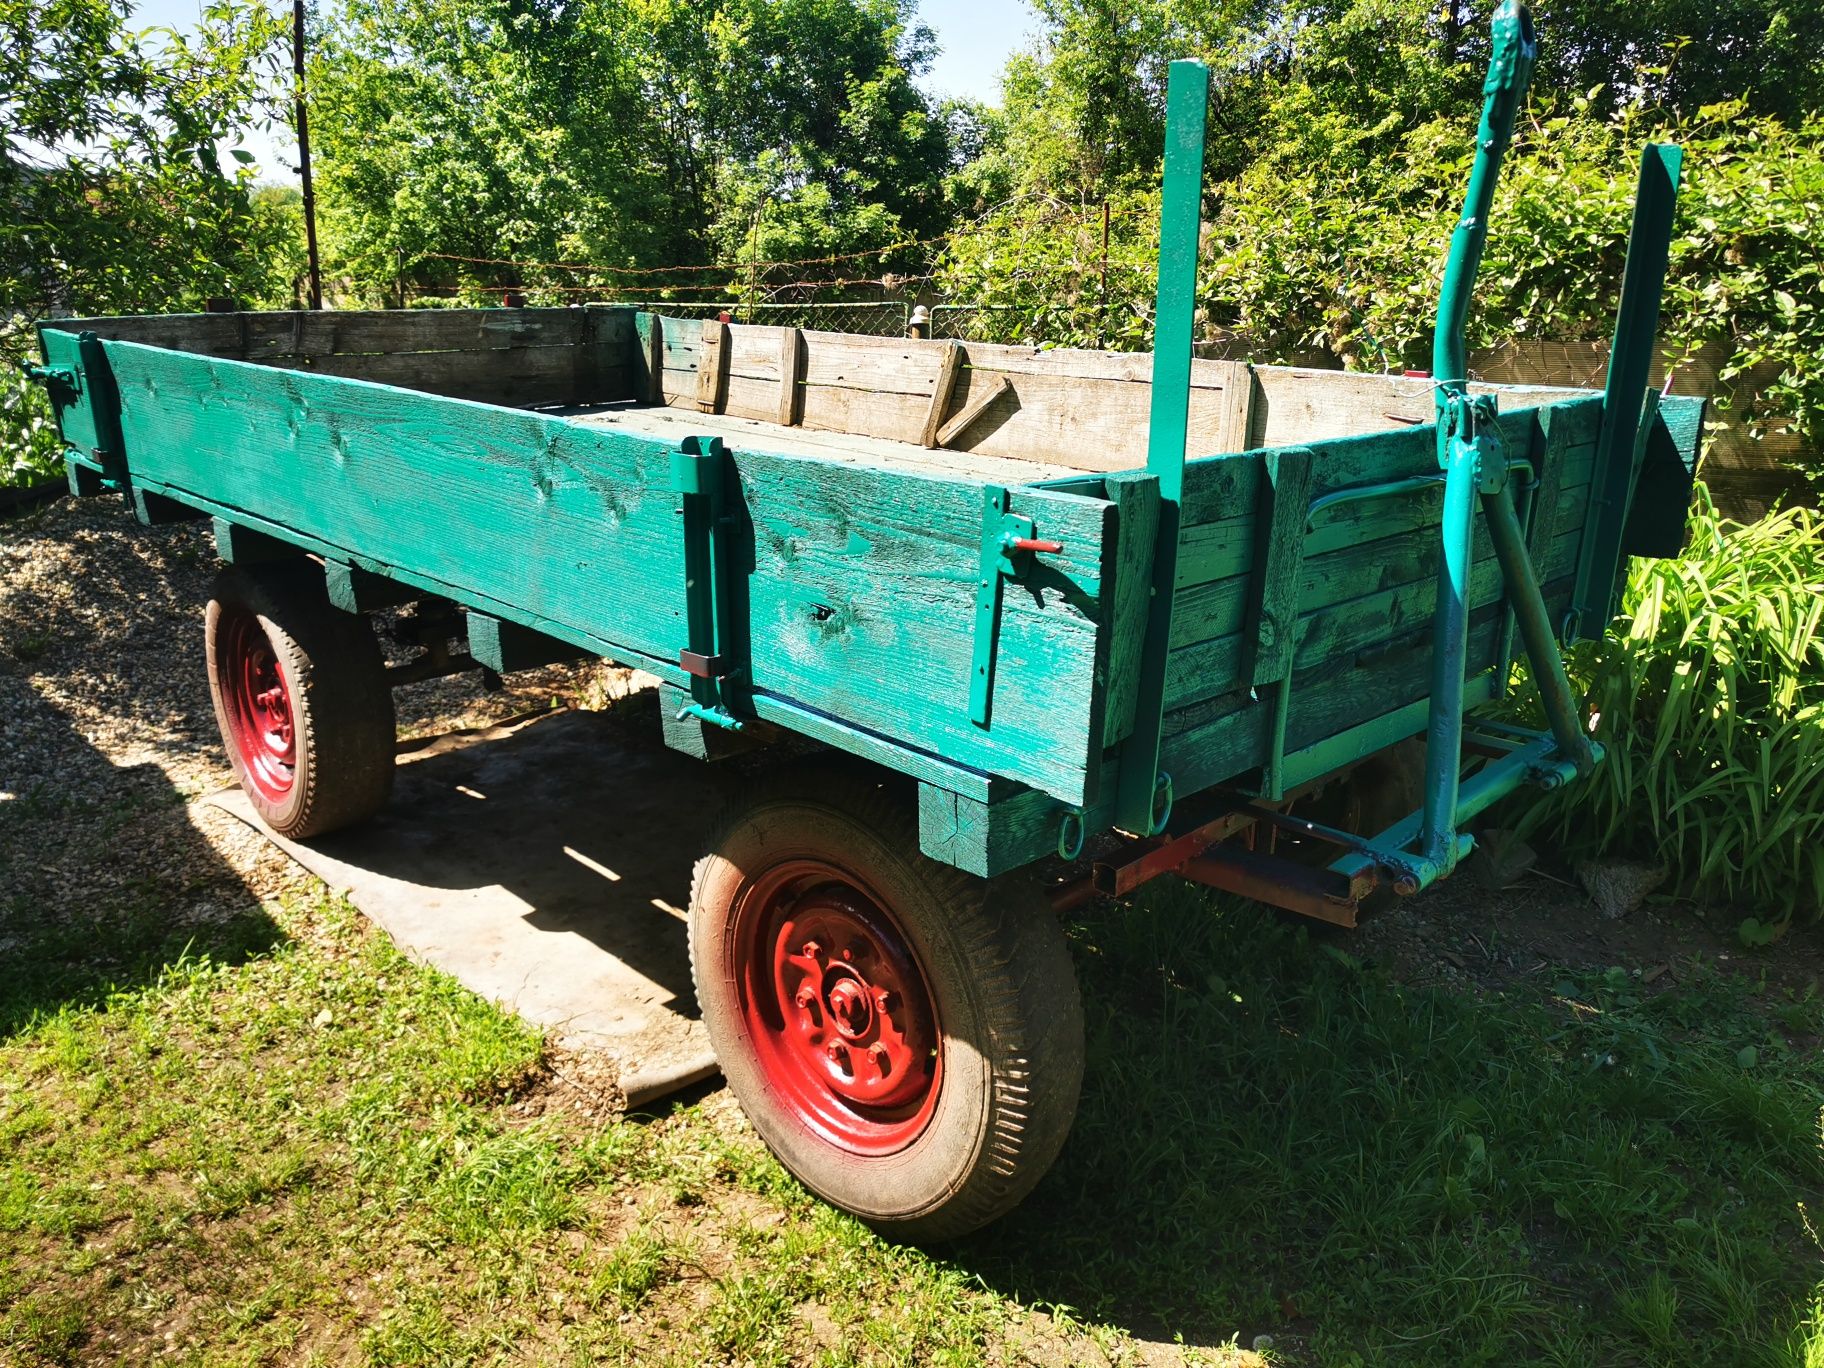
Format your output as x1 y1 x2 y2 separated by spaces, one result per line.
28 3 1702 1238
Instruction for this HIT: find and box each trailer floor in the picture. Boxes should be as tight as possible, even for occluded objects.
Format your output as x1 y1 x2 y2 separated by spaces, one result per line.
559 401 1093 483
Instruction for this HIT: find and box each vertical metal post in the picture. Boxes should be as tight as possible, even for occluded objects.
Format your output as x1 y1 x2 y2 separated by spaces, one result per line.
1432 0 1535 423
1113 59 1209 836
293 0 323 311
1417 430 1480 870
1418 0 1535 877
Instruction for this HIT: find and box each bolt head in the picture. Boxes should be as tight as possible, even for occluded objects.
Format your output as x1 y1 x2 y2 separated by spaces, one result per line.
800 940 822 961
868 1043 891 1077
825 1041 850 1073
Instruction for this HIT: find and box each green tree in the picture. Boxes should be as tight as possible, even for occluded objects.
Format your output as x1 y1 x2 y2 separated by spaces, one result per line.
309 0 953 302
1 0 293 485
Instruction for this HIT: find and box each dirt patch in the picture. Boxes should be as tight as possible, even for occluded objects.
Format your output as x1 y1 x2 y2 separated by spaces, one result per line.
1354 846 1824 1004
0 497 618 921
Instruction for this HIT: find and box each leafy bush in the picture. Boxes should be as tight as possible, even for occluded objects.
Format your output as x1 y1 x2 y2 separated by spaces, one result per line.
937 102 1824 477
1510 487 1824 928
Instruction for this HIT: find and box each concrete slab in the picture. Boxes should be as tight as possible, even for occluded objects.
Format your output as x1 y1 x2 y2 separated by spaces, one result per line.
206 703 735 1106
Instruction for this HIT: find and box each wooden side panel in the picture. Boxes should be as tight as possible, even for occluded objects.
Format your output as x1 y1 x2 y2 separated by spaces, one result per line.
737 466 1113 804
639 317 1261 467
58 307 637 408
97 338 1114 804
1156 397 1607 796
1250 366 1587 448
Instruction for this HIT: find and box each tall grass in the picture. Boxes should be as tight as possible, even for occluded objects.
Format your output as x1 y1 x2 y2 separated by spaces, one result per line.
1511 485 1824 927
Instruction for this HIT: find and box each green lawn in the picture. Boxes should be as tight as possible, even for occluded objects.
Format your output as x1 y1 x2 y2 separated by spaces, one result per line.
2 871 1821 1365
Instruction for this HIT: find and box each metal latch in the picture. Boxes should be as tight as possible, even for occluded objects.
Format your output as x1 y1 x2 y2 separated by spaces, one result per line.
20 359 80 397
969 484 1063 727
670 435 744 731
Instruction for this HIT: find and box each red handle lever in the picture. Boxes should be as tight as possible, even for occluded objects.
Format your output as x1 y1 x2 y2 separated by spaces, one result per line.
1006 537 1063 554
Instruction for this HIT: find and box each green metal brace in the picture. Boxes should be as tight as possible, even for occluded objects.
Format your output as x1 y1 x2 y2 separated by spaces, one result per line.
970 484 1065 727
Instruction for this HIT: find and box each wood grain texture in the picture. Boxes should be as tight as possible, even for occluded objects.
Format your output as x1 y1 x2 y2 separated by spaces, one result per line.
697 318 727 413
54 307 639 409
777 327 803 426
936 375 1011 447
90 336 1116 806
922 342 963 447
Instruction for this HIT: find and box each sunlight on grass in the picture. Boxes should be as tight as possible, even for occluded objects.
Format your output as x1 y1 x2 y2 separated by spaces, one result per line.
1 878 1820 1364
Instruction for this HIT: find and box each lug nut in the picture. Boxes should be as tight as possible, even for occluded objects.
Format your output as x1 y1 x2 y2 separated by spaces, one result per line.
826 1041 851 1074
800 940 822 960
869 1043 891 1077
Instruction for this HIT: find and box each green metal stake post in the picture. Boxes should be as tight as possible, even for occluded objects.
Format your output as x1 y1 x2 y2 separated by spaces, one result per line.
1114 58 1210 837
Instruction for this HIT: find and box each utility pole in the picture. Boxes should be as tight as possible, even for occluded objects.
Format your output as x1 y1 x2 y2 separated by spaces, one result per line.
293 0 323 310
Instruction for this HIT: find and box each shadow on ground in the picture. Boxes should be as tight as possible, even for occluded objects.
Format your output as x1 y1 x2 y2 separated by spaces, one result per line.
938 884 1823 1362
0 632 283 1037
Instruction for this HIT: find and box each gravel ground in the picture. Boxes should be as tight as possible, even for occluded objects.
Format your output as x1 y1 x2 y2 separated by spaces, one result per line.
0 496 607 934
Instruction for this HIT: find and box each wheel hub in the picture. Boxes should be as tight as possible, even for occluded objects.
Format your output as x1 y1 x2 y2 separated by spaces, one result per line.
735 869 941 1154
220 608 296 802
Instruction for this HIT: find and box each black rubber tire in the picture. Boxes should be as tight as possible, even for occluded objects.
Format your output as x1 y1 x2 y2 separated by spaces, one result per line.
688 765 1084 1242
205 565 395 839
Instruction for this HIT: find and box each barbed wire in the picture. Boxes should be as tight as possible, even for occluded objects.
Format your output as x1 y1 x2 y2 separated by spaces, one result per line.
413 194 1143 286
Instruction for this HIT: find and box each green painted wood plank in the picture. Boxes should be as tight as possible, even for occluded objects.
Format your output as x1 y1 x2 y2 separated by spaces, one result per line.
1163 519 1586 715
1621 393 1705 559
1097 471 1161 749
1160 605 1515 800
1240 447 1315 688
916 781 1064 878
1175 399 1601 527
94 337 1113 806
1174 437 1597 591
736 462 1113 806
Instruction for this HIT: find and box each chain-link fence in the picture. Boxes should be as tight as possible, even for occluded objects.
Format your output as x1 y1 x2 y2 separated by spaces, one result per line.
600 298 914 337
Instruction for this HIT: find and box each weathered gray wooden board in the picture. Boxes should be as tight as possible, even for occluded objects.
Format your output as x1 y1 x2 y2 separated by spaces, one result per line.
1248 366 1585 448
90 336 1114 805
572 403 1088 484
59 308 636 408
639 313 1257 467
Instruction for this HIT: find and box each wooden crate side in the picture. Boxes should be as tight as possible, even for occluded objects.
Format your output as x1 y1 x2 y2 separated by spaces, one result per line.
1249 365 1592 448
55 308 636 407
640 315 1261 468
100 339 1114 805
736 462 1114 805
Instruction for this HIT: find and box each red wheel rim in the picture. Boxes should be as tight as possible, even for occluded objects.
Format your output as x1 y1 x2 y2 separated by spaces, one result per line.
732 860 941 1155
219 607 296 803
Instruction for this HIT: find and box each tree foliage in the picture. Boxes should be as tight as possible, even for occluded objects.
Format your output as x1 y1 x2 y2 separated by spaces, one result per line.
2 0 296 483
309 0 952 302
